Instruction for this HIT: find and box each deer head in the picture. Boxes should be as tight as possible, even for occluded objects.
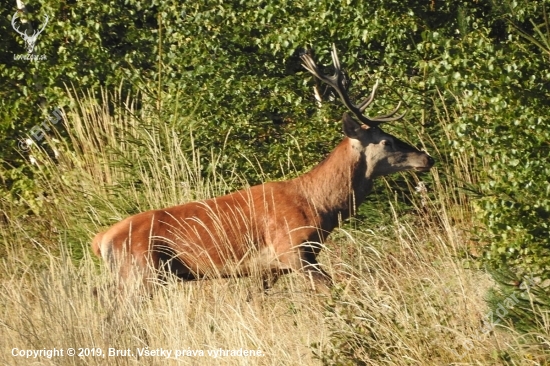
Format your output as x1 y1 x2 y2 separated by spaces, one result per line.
301 45 434 179
12 12 49 54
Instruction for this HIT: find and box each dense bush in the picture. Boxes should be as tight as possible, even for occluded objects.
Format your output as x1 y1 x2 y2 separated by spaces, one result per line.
422 1 550 280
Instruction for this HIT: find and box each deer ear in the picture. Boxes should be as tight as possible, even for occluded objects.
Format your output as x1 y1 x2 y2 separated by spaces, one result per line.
342 113 365 139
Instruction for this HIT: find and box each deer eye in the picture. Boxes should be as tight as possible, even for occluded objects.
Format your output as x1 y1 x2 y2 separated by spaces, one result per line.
381 140 391 146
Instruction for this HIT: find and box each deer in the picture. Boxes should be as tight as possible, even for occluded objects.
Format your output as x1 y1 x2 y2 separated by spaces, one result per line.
91 45 435 296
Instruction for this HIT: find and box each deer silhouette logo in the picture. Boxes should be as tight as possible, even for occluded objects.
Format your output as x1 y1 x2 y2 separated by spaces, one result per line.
12 12 49 54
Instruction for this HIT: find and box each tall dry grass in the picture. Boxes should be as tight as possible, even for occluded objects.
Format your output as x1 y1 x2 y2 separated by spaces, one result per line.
0 88 548 365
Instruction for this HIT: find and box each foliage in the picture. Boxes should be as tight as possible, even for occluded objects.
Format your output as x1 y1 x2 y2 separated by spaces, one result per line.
416 1 550 280
1 0 549 361
2 0 442 185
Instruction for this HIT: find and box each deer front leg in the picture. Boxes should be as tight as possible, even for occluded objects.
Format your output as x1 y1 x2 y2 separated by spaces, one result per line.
276 243 332 294
300 257 332 294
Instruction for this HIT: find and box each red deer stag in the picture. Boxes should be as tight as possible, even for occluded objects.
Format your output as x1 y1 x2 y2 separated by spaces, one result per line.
92 45 435 295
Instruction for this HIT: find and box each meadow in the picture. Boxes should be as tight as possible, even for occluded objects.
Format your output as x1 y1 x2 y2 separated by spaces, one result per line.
0 88 548 366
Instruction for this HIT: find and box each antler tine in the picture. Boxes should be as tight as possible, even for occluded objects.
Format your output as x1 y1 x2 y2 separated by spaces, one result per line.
300 53 321 80
301 50 340 93
330 43 341 72
368 101 407 122
371 110 407 122
301 45 375 126
357 79 379 112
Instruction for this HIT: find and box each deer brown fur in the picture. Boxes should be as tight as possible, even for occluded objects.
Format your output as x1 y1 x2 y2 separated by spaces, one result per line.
91 46 434 294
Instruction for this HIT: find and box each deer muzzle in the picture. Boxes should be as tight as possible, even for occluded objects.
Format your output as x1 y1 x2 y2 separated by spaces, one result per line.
414 154 435 172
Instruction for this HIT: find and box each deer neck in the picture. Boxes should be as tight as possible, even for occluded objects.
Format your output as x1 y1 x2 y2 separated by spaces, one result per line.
294 137 373 226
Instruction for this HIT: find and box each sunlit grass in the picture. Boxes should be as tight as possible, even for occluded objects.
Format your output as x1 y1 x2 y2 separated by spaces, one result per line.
0 88 548 365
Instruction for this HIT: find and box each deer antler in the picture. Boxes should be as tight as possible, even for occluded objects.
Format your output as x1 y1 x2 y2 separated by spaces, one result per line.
301 44 405 127
11 12 27 37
